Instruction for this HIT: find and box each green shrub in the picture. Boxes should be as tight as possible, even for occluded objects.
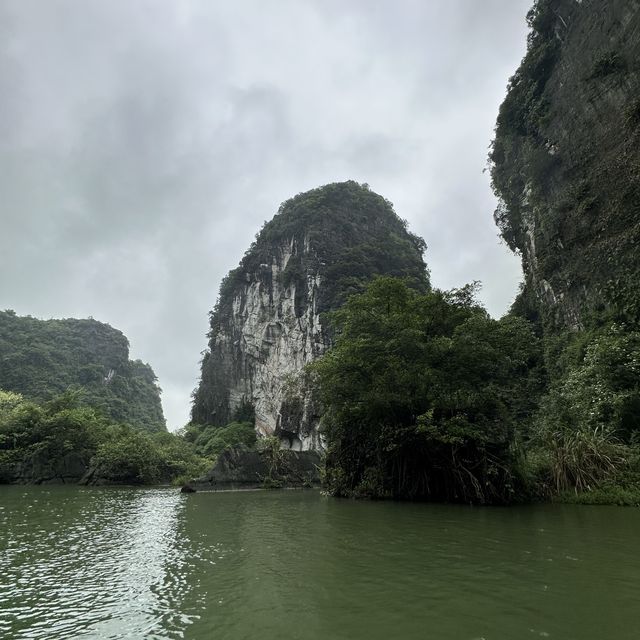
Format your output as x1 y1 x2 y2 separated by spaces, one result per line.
92 425 163 484
0 389 207 485
201 421 256 458
530 324 640 496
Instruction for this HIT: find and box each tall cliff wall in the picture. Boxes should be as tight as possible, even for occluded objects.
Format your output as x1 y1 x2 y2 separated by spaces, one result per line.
491 0 640 330
192 181 429 450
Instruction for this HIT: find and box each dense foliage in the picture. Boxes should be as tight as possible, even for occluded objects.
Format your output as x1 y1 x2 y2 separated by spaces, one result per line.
0 390 207 485
527 324 640 501
312 277 640 504
181 420 257 458
312 278 541 504
0 310 166 432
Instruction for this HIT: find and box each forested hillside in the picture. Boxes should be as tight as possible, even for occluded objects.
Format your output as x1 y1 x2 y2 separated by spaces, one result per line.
0 310 165 432
0 313 215 485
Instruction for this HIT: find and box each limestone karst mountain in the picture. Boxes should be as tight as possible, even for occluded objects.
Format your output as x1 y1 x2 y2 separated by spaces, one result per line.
191 181 429 449
491 0 640 331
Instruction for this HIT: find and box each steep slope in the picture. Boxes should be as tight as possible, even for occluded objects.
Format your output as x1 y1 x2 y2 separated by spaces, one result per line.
192 181 429 449
0 311 166 432
491 0 640 330
489 0 640 469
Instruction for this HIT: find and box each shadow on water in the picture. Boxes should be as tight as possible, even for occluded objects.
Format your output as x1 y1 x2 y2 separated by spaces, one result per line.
1 487 639 640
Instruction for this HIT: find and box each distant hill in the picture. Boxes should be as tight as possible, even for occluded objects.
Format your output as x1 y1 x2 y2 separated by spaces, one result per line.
0 310 166 432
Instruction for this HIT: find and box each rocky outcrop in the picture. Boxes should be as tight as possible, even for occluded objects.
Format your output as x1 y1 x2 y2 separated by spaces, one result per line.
192 181 429 449
491 0 640 330
0 451 89 485
199 238 326 450
0 454 155 486
189 446 322 490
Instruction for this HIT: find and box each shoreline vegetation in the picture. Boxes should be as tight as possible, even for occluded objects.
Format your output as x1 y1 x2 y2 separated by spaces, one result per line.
310 277 640 508
0 389 209 486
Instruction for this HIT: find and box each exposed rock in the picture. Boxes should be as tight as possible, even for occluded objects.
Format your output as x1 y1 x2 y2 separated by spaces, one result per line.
0 451 90 485
190 446 322 490
192 181 429 449
491 0 640 331
0 454 160 486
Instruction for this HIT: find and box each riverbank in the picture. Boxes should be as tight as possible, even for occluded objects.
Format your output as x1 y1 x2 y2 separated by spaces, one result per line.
5 460 640 508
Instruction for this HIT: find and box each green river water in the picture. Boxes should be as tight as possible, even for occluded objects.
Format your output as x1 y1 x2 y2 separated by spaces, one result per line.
0 486 638 640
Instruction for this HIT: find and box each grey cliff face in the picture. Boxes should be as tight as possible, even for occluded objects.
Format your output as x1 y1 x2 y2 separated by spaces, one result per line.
492 0 640 330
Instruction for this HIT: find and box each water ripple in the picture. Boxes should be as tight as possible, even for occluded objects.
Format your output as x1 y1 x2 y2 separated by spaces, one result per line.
2 488 640 640
0 487 193 640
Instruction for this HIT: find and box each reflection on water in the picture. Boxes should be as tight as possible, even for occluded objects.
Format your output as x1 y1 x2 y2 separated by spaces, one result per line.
1 487 640 640
0 488 191 639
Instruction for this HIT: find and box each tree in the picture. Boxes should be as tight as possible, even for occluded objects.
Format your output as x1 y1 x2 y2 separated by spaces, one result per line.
313 277 539 503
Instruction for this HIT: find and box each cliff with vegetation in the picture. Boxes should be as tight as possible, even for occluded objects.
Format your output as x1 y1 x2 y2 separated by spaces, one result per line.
191 181 429 449
491 0 640 330
276 0 640 503
488 0 640 504
0 311 166 432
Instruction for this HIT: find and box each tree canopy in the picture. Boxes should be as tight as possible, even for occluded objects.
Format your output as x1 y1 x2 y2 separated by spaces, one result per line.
312 277 541 504
0 389 207 485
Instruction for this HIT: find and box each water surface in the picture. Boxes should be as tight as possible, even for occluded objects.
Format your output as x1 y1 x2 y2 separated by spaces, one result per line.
1 487 639 639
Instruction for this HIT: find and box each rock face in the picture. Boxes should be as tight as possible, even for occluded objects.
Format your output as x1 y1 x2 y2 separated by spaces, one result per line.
190 447 322 490
0 452 140 486
0 451 89 485
491 0 640 330
192 181 429 449
220 240 324 450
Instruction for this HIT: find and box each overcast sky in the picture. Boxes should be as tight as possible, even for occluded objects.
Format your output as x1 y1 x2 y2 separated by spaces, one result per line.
1 0 531 430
